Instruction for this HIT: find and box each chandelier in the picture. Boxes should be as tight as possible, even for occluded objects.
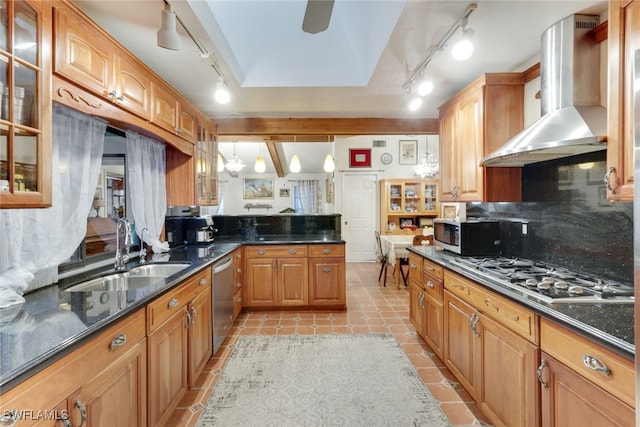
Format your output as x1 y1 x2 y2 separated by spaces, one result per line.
414 152 439 178
225 143 245 173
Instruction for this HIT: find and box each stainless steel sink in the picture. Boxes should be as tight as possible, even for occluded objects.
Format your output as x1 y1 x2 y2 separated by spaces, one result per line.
64 273 164 292
127 263 191 277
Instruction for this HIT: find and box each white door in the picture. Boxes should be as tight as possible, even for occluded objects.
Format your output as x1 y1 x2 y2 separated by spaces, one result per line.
342 173 378 262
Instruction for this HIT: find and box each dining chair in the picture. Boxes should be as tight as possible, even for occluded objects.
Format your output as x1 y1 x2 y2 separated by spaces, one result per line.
375 230 390 287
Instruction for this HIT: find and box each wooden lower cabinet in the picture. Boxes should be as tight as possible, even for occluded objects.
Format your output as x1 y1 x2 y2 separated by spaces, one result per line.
67 339 147 427
0 309 146 427
308 257 345 306
232 248 244 319
409 253 444 359
444 290 483 401
539 353 634 426
146 267 212 427
244 244 345 309
480 314 539 427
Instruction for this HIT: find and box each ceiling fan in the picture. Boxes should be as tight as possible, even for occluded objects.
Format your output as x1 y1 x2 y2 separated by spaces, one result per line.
302 0 335 34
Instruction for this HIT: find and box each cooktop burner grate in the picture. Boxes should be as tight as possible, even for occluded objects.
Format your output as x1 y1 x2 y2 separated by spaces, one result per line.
450 256 634 304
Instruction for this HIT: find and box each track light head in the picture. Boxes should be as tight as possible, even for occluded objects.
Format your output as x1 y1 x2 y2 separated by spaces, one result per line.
215 78 231 104
157 3 181 50
451 27 475 61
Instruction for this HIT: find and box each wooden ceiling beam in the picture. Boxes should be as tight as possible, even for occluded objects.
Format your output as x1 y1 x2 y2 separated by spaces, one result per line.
216 117 439 136
218 135 335 143
265 141 286 177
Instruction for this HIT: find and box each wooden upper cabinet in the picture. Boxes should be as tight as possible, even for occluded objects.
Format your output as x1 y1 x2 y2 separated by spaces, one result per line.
607 0 640 201
150 80 196 143
53 4 150 120
112 53 150 119
438 73 524 202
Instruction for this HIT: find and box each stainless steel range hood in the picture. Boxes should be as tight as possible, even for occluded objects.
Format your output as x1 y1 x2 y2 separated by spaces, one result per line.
481 14 606 167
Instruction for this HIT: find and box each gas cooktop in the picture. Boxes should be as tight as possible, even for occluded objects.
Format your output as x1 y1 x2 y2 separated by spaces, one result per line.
450 256 634 304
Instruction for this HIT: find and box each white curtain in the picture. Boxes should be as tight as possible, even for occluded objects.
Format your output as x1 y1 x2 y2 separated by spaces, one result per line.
296 180 320 214
125 131 169 253
0 104 106 300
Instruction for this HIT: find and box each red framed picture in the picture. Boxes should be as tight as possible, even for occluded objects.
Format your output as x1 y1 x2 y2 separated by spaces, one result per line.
349 149 371 168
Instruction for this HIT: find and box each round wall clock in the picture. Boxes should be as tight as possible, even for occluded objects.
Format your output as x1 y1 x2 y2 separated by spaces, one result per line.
380 152 393 165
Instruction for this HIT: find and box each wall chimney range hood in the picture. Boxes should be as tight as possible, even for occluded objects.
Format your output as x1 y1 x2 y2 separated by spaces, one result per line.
481 14 606 167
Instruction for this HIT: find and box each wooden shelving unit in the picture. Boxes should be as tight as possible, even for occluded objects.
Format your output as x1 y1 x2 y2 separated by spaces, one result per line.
379 179 439 234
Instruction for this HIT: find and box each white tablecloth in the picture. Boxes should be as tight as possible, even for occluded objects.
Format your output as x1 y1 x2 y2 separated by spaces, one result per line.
379 235 414 265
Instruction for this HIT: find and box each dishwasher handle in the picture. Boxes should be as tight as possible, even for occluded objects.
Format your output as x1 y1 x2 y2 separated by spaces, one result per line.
213 257 233 273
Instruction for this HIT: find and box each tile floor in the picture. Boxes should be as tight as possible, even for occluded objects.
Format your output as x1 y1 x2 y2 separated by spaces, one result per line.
167 262 493 427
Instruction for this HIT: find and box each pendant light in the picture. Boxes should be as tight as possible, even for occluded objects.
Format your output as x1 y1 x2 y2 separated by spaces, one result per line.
254 146 266 173
323 137 335 173
289 154 301 173
224 143 245 173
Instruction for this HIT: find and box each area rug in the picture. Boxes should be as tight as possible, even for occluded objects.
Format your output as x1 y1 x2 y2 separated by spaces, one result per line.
196 334 450 426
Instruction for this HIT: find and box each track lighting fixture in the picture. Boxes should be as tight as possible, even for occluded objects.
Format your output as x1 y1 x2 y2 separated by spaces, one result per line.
157 2 181 51
214 77 231 104
401 3 477 109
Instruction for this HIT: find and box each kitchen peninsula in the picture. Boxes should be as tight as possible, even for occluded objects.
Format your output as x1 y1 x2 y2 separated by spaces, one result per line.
0 214 345 426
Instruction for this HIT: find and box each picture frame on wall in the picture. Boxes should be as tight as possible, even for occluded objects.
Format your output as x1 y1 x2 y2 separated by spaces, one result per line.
279 188 290 197
399 140 418 165
243 178 274 199
349 148 371 168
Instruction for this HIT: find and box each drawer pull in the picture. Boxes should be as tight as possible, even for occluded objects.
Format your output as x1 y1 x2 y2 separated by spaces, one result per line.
168 298 179 308
236 268 242 273
109 333 127 351
537 360 548 389
583 355 611 376
322 267 332 272
257 249 265 255
483 299 520 321
199 278 207 286
425 265 435 272
426 280 434 288
236 296 242 303
236 282 242 288
410 263 417 269
453 283 470 295
289 248 297 254
75 400 87 427
323 248 332 254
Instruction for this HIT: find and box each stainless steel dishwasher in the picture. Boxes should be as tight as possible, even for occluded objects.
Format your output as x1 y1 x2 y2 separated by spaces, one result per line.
211 256 234 355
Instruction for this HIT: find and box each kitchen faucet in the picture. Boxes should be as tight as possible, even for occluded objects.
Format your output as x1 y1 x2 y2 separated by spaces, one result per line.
114 218 134 270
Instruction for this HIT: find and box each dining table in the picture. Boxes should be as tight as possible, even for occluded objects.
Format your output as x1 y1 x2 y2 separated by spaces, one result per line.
379 234 416 288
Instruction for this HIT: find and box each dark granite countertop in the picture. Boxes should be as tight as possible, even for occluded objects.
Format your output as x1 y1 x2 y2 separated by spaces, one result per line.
0 236 344 392
408 246 635 360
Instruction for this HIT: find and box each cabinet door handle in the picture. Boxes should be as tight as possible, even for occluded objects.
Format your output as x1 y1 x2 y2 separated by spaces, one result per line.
257 249 265 255
537 360 548 389
185 309 192 328
322 266 332 272
59 413 72 427
469 313 480 337
191 307 197 324
109 333 127 351
322 248 331 254
75 401 87 427
236 282 242 288
199 278 207 286
289 248 297 254
236 268 242 273
604 166 620 193
236 296 242 303
168 298 179 308
583 355 611 376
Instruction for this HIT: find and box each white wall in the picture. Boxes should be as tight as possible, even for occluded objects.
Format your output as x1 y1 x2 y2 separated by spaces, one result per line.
205 134 440 217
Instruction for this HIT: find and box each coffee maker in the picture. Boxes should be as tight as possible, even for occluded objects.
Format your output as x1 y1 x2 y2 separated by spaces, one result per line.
165 206 216 247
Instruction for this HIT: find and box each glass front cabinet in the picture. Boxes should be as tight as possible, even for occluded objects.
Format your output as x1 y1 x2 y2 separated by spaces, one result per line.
195 116 218 205
0 0 51 208
380 179 439 234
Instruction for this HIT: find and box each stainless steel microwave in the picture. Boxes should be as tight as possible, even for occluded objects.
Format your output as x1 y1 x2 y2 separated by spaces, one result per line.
433 218 501 256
